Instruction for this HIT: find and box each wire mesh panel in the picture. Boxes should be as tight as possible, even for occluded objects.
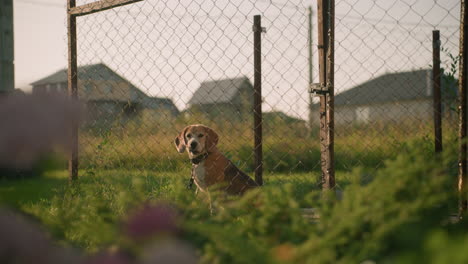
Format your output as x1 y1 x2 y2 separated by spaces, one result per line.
325 0 461 182
68 0 460 193
72 0 313 193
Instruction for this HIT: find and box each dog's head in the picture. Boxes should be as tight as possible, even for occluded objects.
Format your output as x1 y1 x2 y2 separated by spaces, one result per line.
174 124 219 158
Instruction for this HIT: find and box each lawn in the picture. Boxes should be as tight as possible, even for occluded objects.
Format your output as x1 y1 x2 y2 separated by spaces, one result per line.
0 171 66 207
1 143 466 264
0 123 465 263
0 168 322 261
0 169 323 210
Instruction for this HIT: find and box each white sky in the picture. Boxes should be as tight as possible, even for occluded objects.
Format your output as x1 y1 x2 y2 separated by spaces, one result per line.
14 0 460 119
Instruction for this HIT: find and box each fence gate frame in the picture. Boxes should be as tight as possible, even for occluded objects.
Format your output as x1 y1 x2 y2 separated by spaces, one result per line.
459 0 468 216
67 0 144 181
67 0 265 183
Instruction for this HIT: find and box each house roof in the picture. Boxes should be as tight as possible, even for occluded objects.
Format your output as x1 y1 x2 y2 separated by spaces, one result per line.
30 64 179 112
188 77 251 105
31 63 148 103
332 69 457 106
31 63 129 86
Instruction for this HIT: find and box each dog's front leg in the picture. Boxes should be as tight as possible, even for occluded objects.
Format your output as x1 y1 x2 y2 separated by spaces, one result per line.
207 192 214 215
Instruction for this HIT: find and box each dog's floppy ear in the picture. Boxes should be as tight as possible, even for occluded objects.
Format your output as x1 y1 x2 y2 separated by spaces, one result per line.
204 126 219 152
174 126 189 153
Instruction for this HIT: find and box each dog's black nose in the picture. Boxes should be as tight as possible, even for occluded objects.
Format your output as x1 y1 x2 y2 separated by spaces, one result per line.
190 141 197 149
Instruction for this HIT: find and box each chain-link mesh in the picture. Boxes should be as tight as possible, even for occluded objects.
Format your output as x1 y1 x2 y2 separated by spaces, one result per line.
330 0 460 184
60 0 460 193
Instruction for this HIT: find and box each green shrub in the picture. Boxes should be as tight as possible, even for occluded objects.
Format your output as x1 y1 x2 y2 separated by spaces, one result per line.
7 135 466 264
295 141 460 263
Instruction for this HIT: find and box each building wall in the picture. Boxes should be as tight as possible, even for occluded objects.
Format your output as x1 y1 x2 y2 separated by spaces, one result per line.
77 80 137 101
32 82 67 94
311 99 435 127
84 100 139 131
33 81 143 131
343 99 432 125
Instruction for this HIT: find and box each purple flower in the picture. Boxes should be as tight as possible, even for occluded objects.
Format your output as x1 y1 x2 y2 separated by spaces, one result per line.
124 203 179 241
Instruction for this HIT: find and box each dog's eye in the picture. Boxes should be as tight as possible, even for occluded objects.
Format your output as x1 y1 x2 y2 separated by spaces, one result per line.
186 133 192 138
198 134 204 138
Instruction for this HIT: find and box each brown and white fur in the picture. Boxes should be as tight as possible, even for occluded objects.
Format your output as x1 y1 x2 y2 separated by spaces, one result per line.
174 124 258 197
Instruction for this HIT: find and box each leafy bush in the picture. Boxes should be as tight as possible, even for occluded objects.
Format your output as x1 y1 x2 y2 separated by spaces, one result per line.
4 136 466 264
295 141 459 263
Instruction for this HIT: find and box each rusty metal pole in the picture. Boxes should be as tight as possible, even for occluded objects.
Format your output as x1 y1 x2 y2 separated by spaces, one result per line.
253 15 264 186
308 6 314 135
317 0 328 189
67 0 79 181
0 0 14 94
325 0 335 189
433 30 442 154
315 0 335 190
459 0 468 216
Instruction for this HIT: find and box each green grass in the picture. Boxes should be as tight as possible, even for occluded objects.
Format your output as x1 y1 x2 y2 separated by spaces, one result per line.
0 142 466 264
0 122 464 263
0 169 323 256
0 169 323 209
77 119 456 173
0 171 67 207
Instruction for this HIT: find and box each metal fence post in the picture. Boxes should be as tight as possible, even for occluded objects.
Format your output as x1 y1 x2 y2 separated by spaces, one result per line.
314 0 335 190
459 0 468 216
0 0 14 94
325 0 336 189
253 15 264 186
433 30 442 154
67 0 79 181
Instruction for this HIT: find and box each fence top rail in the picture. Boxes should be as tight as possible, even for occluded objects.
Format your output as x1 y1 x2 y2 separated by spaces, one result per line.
68 0 143 17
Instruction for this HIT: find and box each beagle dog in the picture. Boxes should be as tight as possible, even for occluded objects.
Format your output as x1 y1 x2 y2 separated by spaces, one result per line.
174 124 259 196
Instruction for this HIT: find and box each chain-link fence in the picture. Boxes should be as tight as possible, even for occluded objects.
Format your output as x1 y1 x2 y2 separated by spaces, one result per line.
329 0 460 177
52 0 461 193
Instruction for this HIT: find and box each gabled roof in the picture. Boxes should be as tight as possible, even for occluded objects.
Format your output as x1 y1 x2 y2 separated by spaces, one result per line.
333 69 457 106
31 64 179 112
188 77 251 105
31 63 147 102
31 63 129 85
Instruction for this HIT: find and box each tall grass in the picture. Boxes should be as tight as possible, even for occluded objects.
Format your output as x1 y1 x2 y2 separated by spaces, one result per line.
2 139 465 263
78 117 458 175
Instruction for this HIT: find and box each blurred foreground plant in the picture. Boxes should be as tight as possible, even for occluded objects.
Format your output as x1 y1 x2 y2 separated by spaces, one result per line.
0 93 83 178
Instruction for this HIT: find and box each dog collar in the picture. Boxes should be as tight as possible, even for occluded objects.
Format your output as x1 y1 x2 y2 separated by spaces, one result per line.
190 152 209 165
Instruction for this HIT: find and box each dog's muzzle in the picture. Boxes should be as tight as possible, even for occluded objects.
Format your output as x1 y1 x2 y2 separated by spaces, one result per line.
189 141 199 154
